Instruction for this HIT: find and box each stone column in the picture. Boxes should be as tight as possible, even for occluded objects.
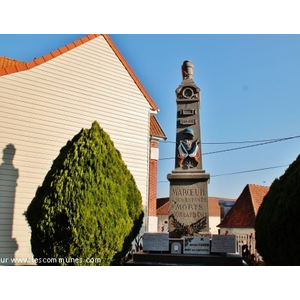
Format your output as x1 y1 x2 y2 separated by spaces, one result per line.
168 61 210 238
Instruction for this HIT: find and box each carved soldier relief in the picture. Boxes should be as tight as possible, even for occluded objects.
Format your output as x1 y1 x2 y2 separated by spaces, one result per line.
177 128 200 168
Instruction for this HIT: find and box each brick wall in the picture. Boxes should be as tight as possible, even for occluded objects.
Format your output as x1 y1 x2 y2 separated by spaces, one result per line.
148 141 158 216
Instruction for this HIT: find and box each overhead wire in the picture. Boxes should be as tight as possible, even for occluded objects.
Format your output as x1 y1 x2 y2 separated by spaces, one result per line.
157 134 300 180
157 164 289 182
161 137 285 145
159 134 300 160
210 164 289 178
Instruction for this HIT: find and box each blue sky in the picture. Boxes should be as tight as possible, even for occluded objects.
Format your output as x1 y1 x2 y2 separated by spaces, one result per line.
1 34 300 201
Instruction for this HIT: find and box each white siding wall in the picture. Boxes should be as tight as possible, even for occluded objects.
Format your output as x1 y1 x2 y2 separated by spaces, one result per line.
0 36 152 264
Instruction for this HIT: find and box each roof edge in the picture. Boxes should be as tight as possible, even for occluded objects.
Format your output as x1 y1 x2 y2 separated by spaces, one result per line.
0 34 160 112
150 115 167 141
103 34 159 112
151 134 167 141
248 183 269 215
0 34 100 77
248 184 257 216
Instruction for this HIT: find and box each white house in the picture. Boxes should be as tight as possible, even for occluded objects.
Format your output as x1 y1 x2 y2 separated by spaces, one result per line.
0 34 165 265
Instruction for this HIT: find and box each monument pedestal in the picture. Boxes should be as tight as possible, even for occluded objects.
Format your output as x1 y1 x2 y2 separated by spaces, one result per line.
125 236 246 266
168 171 210 238
125 252 245 266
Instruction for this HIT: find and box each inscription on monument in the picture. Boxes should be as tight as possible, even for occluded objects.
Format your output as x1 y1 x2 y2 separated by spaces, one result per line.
183 236 210 255
170 185 208 219
142 233 169 252
180 109 196 115
211 235 236 253
168 182 209 237
179 118 195 125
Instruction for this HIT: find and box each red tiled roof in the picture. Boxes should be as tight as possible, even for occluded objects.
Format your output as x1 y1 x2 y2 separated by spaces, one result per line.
218 184 269 228
0 56 24 69
150 115 167 140
249 184 270 215
0 35 99 76
157 197 169 215
0 34 159 111
156 196 235 217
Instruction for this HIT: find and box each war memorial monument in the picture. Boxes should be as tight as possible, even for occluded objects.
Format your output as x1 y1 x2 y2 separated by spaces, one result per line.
167 60 210 238
126 61 244 266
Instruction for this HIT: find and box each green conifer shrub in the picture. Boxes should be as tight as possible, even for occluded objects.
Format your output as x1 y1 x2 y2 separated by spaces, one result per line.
255 153 300 265
24 121 143 266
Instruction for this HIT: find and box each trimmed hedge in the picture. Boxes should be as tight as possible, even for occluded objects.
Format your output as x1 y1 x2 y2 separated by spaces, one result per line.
255 153 300 265
24 121 143 266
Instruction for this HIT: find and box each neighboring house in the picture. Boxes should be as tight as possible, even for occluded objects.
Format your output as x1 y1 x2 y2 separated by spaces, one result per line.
148 116 167 232
0 34 166 265
209 197 235 235
217 184 269 255
156 196 236 235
